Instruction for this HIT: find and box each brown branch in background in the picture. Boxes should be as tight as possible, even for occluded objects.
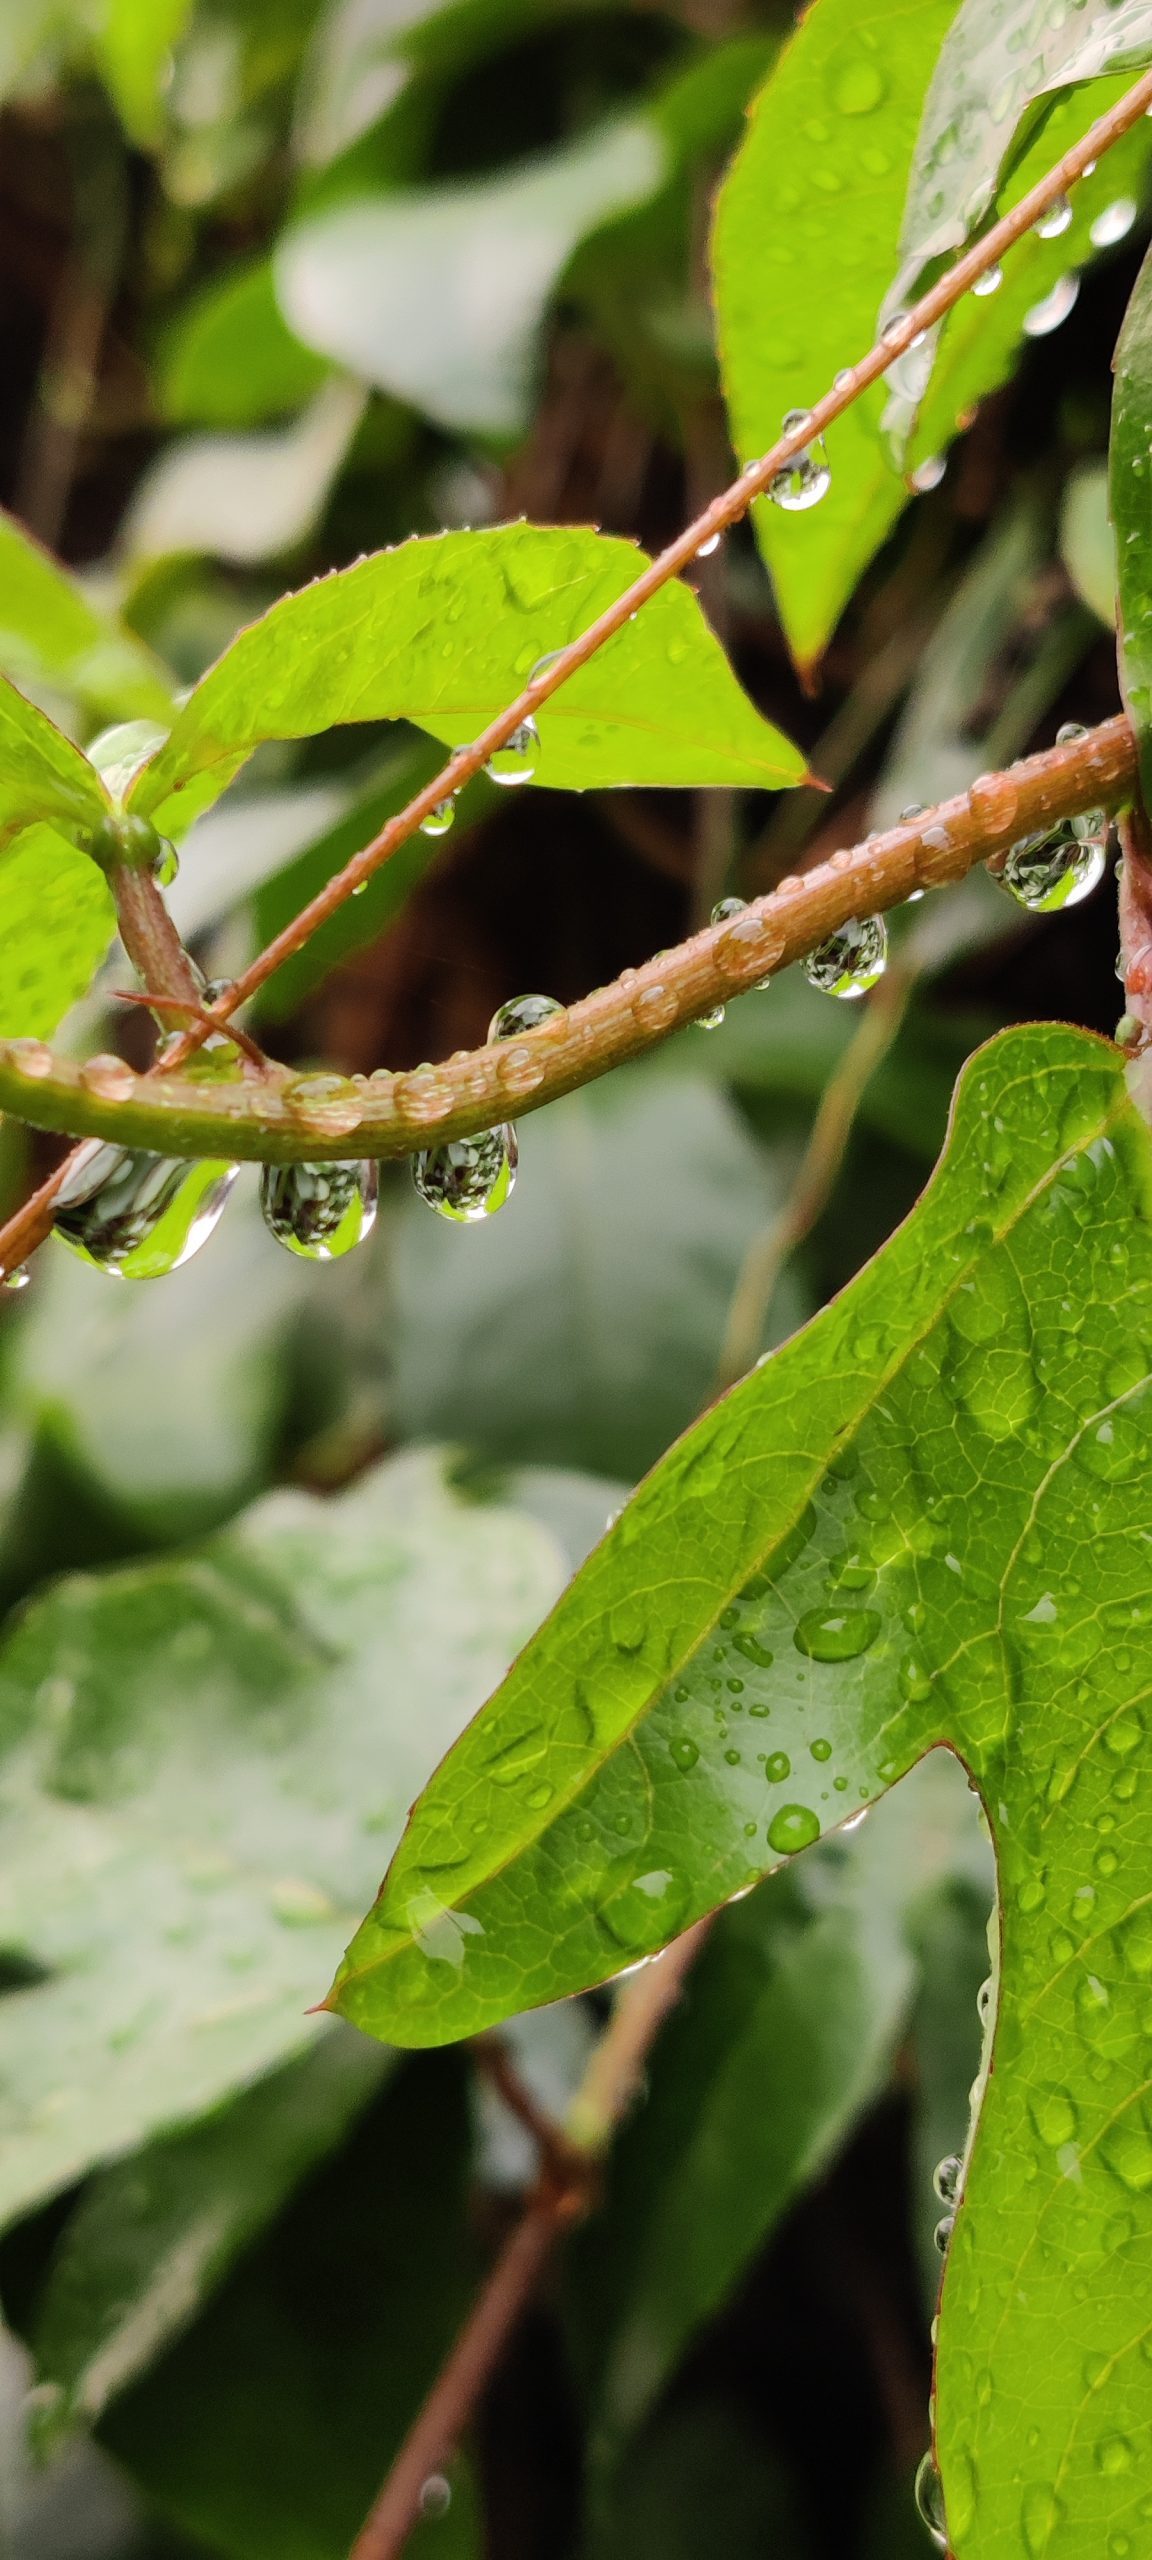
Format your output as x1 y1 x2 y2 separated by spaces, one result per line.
351 1924 712 2560
16 99 127 550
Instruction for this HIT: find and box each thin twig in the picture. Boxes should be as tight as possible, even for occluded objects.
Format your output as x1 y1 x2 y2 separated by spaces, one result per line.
714 962 916 1391
111 990 270 1072
153 62 1152 1059
110 867 206 1015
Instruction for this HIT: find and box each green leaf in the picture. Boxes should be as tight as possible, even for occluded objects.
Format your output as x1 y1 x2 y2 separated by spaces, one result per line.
712 0 956 673
1113 238 1152 798
332 1019 1152 2560
123 380 367 568
587 2397 811 2560
159 259 330 428
124 524 805 837
93 0 193 144
0 826 114 1042
0 1449 561 2228
100 2056 480 2560
29 2028 389 2443
390 1069 807 1482
0 678 110 853
894 0 1152 299
275 117 667 436
0 511 172 723
1061 461 1116 629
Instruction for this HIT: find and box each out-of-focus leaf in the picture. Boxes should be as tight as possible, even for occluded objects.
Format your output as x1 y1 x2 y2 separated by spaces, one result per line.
169 777 352 942
275 117 666 435
93 0 192 144
0 826 114 1041
124 525 805 837
588 2398 811 2560
1114 244 1152 803
893 0 1152 304
102 2056 479 2560
0 512 172 723
159 260 330 429
122 380 367 568
0 680 109 852
333 1022 1152 2559
712 0 956 674
1061 461 1116 628
390 1070 805 1482
30 2028 389 2444
0 1448 561 2227
869 502 1045 823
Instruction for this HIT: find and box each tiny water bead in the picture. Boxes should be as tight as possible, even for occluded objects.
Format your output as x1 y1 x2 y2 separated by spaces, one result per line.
53 1143 238 1279
696 529 722 557
696 1005 726 1031
971 263 1003 296
1090 198 1137 250
260 1160 378 1261
933 2214 955 2255
486 717 538 786
412 1126 517 1222
3 1267 30 1292
488 993 563 1041
769 410 831 512
911 455 946 493
914 2452 947 2552
998 819 1107 914
1035 192 1073 239
710 896 774 991
933 2154 962 2206
420 798 456 838
1023 275 1080 338
803 914 888 1000
79 1052 136 1101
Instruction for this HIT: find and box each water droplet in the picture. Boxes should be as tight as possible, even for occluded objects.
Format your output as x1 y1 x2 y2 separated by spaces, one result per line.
1023 274 1080 336
833 58 886 113
54 1142 238 1278
1091 198 1137 249
287 1073 364 1137
998 819 1106 911
911 454 946 490
486 718 538 785
794 1605 881 1660
260 1159 377 1260
489 992 563 1041
1056 720 1088 746
696 1005 726 1031
670 1736 700 1771
933 2213 955 2254
602 1866 690 1952
153 840 179 887
6 1036 54 1079
934 2154 962 2206
1101 2102 1152 2192
3 1266 29 1292
971 262 1003 296
79 1052 135 1101
977 1975 994 2023
765 1751 792 1783
769 410 831 511
767 1803 820 1855
696 529 722 558
1096 2435 1134 2475
1028 2086 1078 2148
915 2452 947 2551
1035 192 1072 239
419 2476 452 2518
412 1126 517 1222
803 914 887 999
420 798 456 837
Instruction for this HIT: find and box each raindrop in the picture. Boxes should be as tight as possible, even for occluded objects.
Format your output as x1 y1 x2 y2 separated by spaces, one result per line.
486 718 538 786
769 410 831 511
6 1037 54 1079
489 993 563 1040
420 799 456 838
696 529 722 557
911 455 946 491
767 1803 820 1855
3 1267 29 1292
998 819 1106 912
794 1605 881 1660
977 1975 994 2023
260 1159 378 1261
971 263 1003 296
1090 198 1137 250
1023 275 1080 337
881 309 927 348
933 2213 955 2254
914 2451 947 2551
696 1005 726 1031
412 1127 517 1222
900 802 927 822
803 914 888 999
419 2476 452 2518
53 1142 238 1278
154 841 179 887
933 2154 962 2206
79 1052 135 1101
710 896 773 990
1035 192 1073 239
1055 720 1088 746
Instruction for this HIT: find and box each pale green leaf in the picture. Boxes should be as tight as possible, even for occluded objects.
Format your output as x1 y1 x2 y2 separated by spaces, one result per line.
0 678 109 852
124 524 805 837
159 259 329 428
0 512 172 723
0 826 114 1041
1061 461 1116 629
123 380 367 568
332 1020 1152 2560
93 0 193 143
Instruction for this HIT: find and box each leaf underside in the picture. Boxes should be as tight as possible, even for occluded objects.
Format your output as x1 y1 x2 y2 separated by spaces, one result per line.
332 1022 1152 2559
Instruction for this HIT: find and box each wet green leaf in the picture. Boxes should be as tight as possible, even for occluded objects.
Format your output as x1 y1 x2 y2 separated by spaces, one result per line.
0 511 172 723
0 1449 561 2227
1113 237 1152 799
0 679 109 854
333 1020 1152 2559
1061 462 1116 630
123 523 805 836
29 2028 389 2443
93 0 193 144
0 824 115 1040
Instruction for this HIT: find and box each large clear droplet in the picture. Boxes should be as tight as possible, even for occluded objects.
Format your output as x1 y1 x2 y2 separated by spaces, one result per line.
803 913 888 999
1035 192 1072 239
999 819 1107 913
915 2452 948 2551
486 719 538 786
413 1127 517 1222
769 410 831 512
53 1142 238 1279
260 1160 378 1261
488 993 563 1040
1023 275 1079 338
1090 198 1136 249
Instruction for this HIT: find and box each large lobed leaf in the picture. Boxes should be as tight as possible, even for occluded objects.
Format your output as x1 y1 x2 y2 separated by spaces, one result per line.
332 1022 1152 2558
124 523 805 837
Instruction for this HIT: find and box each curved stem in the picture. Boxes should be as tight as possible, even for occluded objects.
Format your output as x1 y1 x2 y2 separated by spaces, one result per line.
0 718 1134 1191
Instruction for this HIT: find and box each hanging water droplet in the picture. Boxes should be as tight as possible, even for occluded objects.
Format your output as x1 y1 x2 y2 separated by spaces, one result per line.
933 2213 955 2254
412 1127 517 1222
696 1005 726 1031
971 263 1003 296
486 718 538 786
420 798 456 837
53 1142 238 1279
911 455 946 492
803 914 887 999
998 819 1106 913
769 410 831 511
3 1267 30 1292
881 309 927 348
153 840 179 887
696 529 722 558
1035 192 1073 239
933 2154 961 2208
488 993 562 1040
419 2477 452 2518
260 1159 378 1261
914 2451 947 2551
1090 198 1137 249
977 1975 994 2022
1055 720 1088 746
1023 274 1080 337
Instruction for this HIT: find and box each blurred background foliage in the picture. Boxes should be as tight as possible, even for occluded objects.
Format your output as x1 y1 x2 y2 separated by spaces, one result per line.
0 0 1140 2555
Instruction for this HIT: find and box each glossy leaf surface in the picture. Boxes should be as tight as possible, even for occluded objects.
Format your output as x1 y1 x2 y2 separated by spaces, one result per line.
0 510 172 721
0 824 115 1040
0 677 110 853
124 524 804 836
0 1450 560 2227
334 1023 1152 2558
